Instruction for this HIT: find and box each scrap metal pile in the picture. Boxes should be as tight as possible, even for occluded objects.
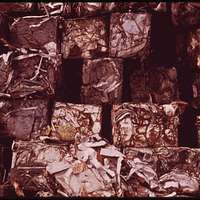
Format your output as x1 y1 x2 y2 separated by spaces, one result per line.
0 2 200 198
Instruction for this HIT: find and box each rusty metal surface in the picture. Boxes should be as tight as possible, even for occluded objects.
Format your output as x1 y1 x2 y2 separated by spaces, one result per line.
109 12 151 59
81 58 123 104
50 102 102 142
62 16 108 59
112 103 180 148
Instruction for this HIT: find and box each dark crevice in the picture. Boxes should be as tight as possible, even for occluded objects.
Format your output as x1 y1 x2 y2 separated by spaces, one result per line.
122 58 141 102
47 97 55 125
148 11 176 66
179 106 198 147
55 59 83 104
175 28 197 147
101 103 112 143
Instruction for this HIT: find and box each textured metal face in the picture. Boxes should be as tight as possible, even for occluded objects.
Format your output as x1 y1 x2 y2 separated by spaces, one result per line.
51 102 102 142
62 17 108 59
10 138 124 197
130 67 179 104
10 141 73 197
10 16 58 52
0 99 49 140
81 58 123 104
112 103 179 148
0 52 60 98
109 13 151 58
122 147 200 197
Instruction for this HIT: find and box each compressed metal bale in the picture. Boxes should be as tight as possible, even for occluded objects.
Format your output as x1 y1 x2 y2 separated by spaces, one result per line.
0 50 61 98
10 136 124 197
62 16 108 59
10 16 59 52
10 140 74 197
121 147 200 197
81 58 123 104
130 67 179 104
50 102 102 142
112 102 184 148
0 99 49 140
109 12 151 59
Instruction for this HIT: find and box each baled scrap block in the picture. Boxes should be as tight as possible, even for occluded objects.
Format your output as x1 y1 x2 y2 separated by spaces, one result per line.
10 16 58 53
81 58 123 104
171 3 200 28
0 99 49 140
37 3 72 16
130 67 179 104
112 103 180 148
62 16 108 59
122 147 200 197
53 136 124 197
4 51 60 98
0 3 34 14
153 147 200 180
187 28 200 70
10 141 73 197
109 12 151 58
51 102 102 142
54 161 116 197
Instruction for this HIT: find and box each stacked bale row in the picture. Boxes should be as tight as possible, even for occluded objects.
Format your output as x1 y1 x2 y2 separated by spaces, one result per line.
0 2 200 198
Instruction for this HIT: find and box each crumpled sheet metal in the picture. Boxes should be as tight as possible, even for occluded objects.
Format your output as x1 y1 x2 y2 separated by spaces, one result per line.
50 102 102 142
130 67 179 104
51 135 124 197
10 16 58 53
171 3 200 28
187 28 200 70
37 3 72 17
0 51 61 98
62 16 108 59
122 147 200 197
112 103 181 148
109 12 151 59
0 3 34 14
10 140 73 197
0 99 49 140
10 137 124 197
81 58 123 104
